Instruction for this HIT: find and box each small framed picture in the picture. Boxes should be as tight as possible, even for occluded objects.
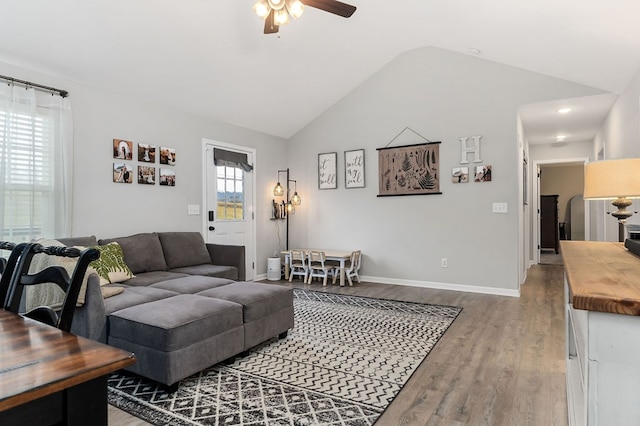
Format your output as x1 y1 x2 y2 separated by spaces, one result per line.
474 165 492 182
113 139 133 160
138 166 156 185
113 163 132 184
345 149 365 188
160 147 176 165
159 168 176 186
452 167 469 183
138 143 156 163
318 152 337 189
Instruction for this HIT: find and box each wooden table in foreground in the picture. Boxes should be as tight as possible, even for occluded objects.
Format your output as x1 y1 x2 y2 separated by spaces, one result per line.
561 241 640 426
282 249 353 286
0 309 135 426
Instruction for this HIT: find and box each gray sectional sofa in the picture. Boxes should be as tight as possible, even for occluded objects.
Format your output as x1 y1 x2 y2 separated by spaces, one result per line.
58 231 293 387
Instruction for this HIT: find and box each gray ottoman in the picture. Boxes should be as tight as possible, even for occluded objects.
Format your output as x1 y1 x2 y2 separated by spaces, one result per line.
108 294 244 386
197 282 294 349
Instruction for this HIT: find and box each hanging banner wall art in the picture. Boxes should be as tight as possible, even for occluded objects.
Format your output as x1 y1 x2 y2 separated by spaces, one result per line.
377 142 441 196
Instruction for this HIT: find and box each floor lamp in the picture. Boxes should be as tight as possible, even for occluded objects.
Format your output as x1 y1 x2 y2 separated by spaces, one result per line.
273 168 301 250
584 158 640 242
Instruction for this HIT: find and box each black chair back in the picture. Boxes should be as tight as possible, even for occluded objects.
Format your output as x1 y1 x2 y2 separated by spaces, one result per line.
0 242 28 307
4 243 100 332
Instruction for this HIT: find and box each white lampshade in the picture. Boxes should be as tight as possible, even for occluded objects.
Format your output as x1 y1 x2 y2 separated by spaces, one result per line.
274 9 290 25
253 0 271 18
286 0 305 19
584 158 640 200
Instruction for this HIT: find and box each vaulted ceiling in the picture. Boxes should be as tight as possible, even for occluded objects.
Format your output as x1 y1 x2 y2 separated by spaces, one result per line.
2 0 639 139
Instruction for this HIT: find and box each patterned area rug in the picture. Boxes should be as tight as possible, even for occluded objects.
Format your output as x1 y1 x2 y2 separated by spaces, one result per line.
108 289 462 425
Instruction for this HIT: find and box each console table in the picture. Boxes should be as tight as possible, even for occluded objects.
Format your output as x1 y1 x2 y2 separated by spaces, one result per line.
0 310 136 425
561 241 640 426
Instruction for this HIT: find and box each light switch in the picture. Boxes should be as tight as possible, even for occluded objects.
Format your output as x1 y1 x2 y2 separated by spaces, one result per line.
492 202 508 213
188 204 200 215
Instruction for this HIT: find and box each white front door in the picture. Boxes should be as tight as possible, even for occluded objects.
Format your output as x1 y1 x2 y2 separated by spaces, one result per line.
203 140 255 280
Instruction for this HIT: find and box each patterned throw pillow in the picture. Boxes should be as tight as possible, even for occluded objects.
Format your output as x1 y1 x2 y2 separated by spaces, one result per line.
90 242 134 285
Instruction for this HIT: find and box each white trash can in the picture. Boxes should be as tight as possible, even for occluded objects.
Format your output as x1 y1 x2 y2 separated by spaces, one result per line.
267 257 281 281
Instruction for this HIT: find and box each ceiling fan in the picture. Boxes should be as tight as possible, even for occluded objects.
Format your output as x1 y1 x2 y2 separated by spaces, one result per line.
253 0 357 34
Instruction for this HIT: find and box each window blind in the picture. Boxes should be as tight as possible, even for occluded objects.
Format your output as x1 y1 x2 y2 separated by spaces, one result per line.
0 108 55 241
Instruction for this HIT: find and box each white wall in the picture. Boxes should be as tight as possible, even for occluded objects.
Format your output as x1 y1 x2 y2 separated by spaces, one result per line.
0 61 289 276
594 66 640 241
287 47 604 295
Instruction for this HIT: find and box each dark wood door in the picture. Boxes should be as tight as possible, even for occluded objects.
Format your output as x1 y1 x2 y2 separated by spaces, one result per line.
540 195 559 254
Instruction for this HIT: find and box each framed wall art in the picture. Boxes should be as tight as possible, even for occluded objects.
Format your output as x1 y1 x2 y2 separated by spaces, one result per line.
113 139 133 160
159 168 176 186
452 167 469 183
113 163 132 184
377 142 441 196
474 165 492 182
345 149 365 188
160 147 176 165
318 152 337 189
138 166 156 185
138 143 156 163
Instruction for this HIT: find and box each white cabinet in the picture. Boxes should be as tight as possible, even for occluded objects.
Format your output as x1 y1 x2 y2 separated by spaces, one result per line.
565 275 640 425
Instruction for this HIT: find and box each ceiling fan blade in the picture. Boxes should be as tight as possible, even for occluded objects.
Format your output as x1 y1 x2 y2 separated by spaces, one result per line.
303 0 357 18
264 9 280 34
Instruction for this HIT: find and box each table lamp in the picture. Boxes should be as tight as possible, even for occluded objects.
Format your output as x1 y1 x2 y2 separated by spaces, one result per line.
584 158 640 239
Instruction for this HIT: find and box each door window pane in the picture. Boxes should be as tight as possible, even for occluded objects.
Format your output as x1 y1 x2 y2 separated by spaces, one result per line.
216 166 244 220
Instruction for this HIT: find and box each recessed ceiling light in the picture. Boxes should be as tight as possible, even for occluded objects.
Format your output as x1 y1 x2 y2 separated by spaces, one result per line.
557 107 572 114
556 135 567 141
468 48 481 55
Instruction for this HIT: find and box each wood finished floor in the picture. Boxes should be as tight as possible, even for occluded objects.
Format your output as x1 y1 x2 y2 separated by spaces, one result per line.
108 264 567 426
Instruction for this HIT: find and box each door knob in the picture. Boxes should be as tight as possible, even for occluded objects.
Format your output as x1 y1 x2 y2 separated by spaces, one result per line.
209 226 215 231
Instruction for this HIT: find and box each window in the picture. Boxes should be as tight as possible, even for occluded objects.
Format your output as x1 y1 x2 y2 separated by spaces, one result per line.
0 85 71 242
216 165 245 220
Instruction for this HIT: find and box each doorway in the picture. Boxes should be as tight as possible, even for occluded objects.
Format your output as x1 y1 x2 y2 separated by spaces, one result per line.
533 158 590 265
202 139 256 280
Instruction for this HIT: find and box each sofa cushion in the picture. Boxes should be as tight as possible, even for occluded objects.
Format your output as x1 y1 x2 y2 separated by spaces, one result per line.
170 264 238 280
149 275 235 293
104 286 179 315
197 282 294 323
109 294 243 351
90 242 134 285
99 233 167 274
158 232 211 269
122 271 190 287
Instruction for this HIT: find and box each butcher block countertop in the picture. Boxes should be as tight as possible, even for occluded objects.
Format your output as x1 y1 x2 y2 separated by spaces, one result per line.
561 241 640 316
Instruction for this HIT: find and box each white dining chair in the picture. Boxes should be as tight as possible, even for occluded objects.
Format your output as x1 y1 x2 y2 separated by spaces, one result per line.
333 250 361 286
307 251 333 286
288 250 309 283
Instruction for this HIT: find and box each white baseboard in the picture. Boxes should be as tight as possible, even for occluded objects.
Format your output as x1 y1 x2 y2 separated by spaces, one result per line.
256 273 520 297
360 275 521 297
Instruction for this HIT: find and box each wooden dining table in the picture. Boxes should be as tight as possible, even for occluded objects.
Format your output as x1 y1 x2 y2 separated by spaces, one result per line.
0 309 136 425
282 249 353 286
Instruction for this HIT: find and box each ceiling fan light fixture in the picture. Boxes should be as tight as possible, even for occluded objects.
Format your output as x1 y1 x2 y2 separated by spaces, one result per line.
253 0 271 18
286 0 305 19
274 9 290 25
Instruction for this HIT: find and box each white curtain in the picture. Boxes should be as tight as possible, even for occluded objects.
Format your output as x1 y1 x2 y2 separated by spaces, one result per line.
0 83 73 242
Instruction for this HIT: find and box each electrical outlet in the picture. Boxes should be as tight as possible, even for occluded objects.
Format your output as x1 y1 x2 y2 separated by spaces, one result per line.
441 258 448 268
